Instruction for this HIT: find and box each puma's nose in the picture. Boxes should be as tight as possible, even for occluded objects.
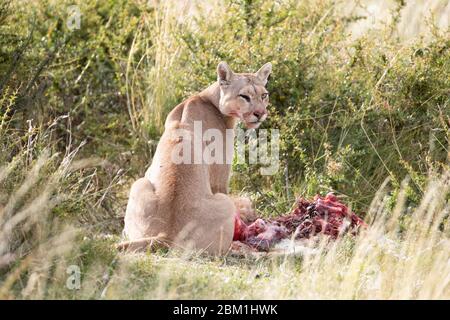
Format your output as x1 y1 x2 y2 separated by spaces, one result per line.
253 109 266 120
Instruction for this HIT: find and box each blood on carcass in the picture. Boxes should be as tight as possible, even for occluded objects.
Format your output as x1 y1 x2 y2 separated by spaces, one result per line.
233 193 366 251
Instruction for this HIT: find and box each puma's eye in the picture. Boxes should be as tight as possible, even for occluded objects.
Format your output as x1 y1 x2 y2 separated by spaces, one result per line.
261 93 269 100
239 94 251 102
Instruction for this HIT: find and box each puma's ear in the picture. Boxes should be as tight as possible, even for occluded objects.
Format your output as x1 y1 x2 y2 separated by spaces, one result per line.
255 62 272 85
217 61 234 84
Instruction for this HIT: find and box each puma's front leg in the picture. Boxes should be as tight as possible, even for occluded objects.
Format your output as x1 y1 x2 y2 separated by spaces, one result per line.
209 163 232 194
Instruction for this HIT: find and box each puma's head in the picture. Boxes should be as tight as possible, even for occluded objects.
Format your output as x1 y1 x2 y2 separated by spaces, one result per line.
217 62 272 129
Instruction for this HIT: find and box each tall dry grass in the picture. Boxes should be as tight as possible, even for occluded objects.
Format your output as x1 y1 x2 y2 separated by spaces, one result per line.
126 1 190 137
0 108 111 299
0 148 77 299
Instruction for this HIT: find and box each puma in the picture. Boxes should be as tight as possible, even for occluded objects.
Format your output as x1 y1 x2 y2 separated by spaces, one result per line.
119 62 272 254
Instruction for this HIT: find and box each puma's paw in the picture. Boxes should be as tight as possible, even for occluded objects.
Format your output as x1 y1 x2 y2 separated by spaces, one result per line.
232 196 257 224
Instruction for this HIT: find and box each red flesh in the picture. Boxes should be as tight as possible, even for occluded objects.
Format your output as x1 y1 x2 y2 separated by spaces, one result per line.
233 193 366 251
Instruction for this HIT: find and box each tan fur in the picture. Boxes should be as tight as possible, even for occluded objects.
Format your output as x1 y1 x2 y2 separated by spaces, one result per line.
120 62 272 255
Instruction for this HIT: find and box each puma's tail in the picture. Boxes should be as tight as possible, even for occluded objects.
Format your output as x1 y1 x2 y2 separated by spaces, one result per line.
116 233 168 252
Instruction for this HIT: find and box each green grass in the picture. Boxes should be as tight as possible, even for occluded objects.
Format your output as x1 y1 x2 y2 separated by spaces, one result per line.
0 0 449 299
